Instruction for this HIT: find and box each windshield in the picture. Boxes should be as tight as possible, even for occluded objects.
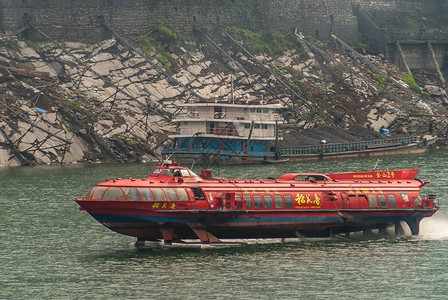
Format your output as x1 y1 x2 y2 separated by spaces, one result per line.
151 167 199 177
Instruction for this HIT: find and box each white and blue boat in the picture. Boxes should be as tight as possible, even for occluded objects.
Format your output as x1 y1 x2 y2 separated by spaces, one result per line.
162 97 283 164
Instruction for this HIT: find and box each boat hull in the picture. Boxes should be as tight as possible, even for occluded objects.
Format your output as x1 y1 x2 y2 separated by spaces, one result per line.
84 208 435 240
163 136 435 165
75 163 439 243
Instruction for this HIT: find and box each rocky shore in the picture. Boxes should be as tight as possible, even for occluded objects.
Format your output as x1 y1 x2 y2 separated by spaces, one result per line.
0 31 446 167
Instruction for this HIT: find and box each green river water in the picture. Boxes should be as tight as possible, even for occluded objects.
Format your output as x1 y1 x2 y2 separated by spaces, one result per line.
1 150 448 299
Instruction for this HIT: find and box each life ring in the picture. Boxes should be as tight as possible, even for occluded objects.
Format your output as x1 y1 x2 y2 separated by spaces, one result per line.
214 112 220 119
225 202 231 209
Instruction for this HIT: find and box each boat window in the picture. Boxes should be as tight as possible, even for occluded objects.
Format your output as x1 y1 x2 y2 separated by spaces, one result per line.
274 195 283 208
188 170 199 177
152 188 166 200
284 194 294 208
368 195 377 208
90 187 107 200
388 194 396 207
261 124 268 129
180 169 190 177
256 108 262 113
294 175 327 182
254 123 260 129
243 195 252 208
175 188 189 201
86 187 96 199
262 108 268 113
264 195 273 208
152 168 161 175
102 187 125 200
164 188 178 201
123 187 141 200
414 195 422 206
250 108 256 113
139 188 154 200
171 168 182 177
378 194 387 208
244 123 251 129
160 169 172 176
235 194 242 201
254 195 263 208
192 188 205 200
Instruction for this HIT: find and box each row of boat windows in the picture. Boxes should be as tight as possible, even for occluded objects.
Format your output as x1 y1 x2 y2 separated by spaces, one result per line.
249 107 269 113
87 187 414 209
244 123 269 129
87 187 189 201
235 194 294 209
351 194 418 208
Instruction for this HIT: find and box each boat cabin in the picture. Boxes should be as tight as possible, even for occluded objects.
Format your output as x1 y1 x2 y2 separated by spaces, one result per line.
278 173 330 182
148 161 201 180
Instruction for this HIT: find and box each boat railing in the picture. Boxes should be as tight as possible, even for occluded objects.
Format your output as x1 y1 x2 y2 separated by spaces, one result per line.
279 136 419 155
176 127 279 139
421 195 439 210
176 111 282 122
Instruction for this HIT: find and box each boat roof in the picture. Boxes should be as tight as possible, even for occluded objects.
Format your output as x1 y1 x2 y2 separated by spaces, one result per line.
181 101 282 109
93 162 422 189
326 169 420 181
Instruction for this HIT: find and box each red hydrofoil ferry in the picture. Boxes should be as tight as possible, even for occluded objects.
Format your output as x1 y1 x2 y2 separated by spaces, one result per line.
75 161 439 245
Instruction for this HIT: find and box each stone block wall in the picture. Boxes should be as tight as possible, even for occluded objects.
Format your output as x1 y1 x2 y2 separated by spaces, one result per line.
1 0 447 70
0 0 232 42
0 0 358 43
264 0 358 43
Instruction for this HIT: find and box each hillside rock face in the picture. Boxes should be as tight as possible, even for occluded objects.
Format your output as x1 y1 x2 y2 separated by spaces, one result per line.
0 32 446 167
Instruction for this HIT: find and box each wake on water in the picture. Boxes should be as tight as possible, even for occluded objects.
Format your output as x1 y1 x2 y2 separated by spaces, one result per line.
419 217 448 240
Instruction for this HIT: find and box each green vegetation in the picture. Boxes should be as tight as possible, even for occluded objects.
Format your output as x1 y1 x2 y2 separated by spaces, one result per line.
421 91 431 100
135 24 183 72
375 74 386 89
401 73 430 100
68 101 81 111
229 0 264 30
288 81 302 94
402 72 420 93
389 13 419 32
227 27 295 56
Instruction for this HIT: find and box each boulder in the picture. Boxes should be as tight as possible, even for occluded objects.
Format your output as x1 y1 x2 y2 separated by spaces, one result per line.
424 85 446 96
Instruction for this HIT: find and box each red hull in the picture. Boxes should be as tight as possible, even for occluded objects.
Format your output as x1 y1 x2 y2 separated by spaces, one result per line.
75 162 439 243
